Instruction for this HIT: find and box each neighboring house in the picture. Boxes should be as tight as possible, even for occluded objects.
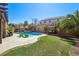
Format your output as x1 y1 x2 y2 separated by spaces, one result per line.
0 3 8 43
36 16 64 32
15 24 28 32
19 25 28 32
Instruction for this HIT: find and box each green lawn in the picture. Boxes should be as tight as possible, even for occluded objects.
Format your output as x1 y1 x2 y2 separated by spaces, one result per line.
1 35 72 56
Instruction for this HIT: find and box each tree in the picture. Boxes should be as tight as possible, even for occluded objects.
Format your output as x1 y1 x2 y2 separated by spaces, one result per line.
8 25 14 32
8 23 15 27
72 10 79 36
28 24 32 30
59 15 76 33
7 24 15 36
24 20 28 26
32 18 38 31
58 10 79 37
73 10 79 26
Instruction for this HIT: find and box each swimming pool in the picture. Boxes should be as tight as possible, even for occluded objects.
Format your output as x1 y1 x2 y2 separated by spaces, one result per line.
18 31 43 37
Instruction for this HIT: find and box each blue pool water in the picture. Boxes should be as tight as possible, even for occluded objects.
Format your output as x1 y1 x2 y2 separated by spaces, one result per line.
18 31 43 37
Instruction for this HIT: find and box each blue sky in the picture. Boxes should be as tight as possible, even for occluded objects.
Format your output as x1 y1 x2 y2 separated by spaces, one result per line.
8 3 79 24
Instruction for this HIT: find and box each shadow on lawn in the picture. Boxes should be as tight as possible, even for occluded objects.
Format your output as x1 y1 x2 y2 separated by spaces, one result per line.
49 34 77 46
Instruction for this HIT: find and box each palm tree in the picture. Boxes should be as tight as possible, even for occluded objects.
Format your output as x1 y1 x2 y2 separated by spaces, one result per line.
71 10 79 36
73 10 79 26
58 10 79 36
58 15 75 36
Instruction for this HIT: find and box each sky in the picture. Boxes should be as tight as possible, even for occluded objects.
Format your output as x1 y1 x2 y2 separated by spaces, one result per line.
8 3 79 24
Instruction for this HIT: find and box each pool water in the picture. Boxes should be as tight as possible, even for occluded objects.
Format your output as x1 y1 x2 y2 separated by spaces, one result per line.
18 32 43 37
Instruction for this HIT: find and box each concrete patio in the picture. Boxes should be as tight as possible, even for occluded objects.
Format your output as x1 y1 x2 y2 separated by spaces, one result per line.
0 33 46 54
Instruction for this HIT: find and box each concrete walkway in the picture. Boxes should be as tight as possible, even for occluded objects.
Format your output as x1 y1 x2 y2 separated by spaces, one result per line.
69 38 79 56
0 33 46 54
69 46 79 56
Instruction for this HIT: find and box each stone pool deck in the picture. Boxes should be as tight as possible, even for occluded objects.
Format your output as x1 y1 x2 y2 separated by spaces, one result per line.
0 33 46 54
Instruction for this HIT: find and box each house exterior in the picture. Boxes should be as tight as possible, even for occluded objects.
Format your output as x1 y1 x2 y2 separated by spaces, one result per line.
0 3 8 43
14 24 28 32
36 16 64 33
